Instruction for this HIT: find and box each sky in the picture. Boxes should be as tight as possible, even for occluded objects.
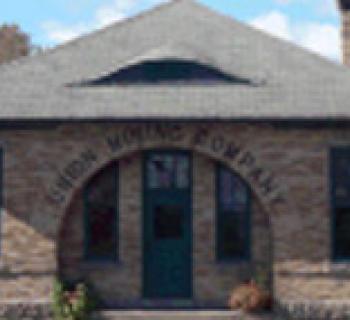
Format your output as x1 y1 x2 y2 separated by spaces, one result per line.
0 0 342 61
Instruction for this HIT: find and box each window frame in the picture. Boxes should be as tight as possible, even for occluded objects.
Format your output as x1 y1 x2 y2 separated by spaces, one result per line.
330 147 350 262
83 161 119 263
216 164 251 263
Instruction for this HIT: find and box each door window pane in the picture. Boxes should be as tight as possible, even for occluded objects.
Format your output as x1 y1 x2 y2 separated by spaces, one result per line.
154 205 183 239
85 161 118 261
148 154 189 189
176 156 190 189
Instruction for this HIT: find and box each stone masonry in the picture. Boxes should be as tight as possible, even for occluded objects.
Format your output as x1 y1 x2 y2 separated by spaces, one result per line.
59 151 271 307
0 121 348 314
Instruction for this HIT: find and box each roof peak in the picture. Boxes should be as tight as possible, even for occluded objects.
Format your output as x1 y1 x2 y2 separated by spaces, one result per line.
49 0 203 51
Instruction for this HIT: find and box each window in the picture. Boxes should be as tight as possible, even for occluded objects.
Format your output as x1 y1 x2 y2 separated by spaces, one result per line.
216 165 250 261
84 161 118 261
330 148 350 260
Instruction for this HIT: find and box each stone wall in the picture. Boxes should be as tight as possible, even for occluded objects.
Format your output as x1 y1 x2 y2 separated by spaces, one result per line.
0 122 349 311
59 152 143 305
58 151 271 307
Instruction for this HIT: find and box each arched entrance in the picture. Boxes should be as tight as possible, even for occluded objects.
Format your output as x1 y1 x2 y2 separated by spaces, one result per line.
57 149 273 307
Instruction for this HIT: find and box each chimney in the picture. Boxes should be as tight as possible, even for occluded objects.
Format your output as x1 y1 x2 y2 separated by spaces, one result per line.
338 0 350 65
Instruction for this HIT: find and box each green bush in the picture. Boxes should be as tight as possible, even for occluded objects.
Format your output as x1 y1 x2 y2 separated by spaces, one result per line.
52 278 97 320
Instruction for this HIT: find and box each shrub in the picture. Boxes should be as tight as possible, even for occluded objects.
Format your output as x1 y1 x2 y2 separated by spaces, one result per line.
52 278 97 320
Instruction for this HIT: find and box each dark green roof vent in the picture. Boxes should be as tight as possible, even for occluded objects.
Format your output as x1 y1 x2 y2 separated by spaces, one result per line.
75 59 254 86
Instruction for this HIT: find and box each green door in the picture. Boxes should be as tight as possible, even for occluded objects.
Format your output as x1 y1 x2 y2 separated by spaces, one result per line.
143 151 192 299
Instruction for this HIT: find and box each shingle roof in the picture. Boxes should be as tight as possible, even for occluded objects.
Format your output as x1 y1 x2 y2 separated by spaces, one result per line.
0 0 350 121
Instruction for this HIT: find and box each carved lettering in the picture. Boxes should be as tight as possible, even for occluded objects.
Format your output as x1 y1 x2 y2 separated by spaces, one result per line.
211 135 225 153
64 160 86 180
122 126 142 145
81 149 98 163
107 135 122 152
55 174 73 192
259 174 278 196
48 124 286 208
224 142 241 160
167 124 185 142
48 149 99 205
192 127 209 147
270 192 286 205
48 188 65 205
238 151 256 168
247 167 264 183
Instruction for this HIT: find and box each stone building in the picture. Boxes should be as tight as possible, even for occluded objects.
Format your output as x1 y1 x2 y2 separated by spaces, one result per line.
1 0 350 318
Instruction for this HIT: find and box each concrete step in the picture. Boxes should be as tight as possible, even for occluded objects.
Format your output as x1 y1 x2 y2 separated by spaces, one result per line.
92 310 273 320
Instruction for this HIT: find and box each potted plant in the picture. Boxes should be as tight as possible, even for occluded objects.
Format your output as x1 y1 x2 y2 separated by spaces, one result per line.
52 278 97 320
228 267 272 313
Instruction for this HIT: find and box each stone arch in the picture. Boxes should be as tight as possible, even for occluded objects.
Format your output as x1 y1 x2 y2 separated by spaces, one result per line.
55 145 277 302
55 145 279 251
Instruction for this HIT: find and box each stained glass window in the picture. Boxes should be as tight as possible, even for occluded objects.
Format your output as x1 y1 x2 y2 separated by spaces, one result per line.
84 161 118 261
147 154 189 189
217 165 250 261
331 148 350 260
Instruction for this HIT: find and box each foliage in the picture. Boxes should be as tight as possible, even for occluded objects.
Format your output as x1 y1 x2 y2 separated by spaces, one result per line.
52 278 97 320
228 279 272 313
254 265 270 291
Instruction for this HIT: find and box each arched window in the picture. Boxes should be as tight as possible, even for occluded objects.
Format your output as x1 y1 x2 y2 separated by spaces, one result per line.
216 164 251 261
330 147 350 260
84 161 118 262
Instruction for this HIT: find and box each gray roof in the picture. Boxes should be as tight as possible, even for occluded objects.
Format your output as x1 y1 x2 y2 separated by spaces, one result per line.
1 0 350 121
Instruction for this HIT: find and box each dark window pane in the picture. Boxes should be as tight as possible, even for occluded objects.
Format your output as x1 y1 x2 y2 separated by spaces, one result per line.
220 213 247 258
332 148 350 260
85 162 118 261
217 166 250 260
154 205 183 239
87 205 117 259
333 150 350 205
334 207 350 258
